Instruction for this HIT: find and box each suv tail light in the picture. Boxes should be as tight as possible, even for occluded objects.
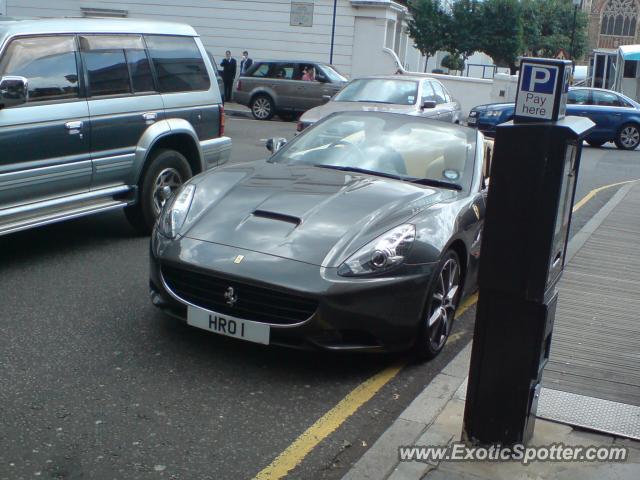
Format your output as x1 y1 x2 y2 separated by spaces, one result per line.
236 79 242 91
219 104 225 136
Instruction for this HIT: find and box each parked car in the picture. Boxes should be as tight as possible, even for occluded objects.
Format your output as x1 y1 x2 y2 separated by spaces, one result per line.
0 18 231 236
150 111 488 359
234 60 348 120
297 75 462 131
468 87 640 150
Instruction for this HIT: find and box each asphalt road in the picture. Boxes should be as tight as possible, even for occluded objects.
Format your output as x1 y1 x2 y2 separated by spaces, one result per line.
1 117 639 480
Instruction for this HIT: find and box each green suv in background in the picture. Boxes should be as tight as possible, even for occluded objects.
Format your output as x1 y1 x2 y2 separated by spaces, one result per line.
0 18 231 235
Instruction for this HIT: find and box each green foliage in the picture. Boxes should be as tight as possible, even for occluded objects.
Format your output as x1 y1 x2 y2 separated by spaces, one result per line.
480 0 523 72
448 0 484 61
406 0 590 71
441 54 465 72
406 0 450 61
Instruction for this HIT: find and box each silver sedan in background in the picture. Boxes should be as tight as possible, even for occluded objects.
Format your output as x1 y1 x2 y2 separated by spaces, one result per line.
297 75 462 131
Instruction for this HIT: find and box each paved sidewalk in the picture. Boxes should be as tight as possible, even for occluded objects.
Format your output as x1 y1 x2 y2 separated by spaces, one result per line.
343 183 640 480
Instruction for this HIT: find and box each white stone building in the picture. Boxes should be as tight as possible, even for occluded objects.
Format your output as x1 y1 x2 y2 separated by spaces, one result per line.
1 0 496 78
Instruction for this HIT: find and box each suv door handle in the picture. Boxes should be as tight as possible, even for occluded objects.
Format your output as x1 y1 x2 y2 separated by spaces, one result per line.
142 112 157 122
65 121 83 130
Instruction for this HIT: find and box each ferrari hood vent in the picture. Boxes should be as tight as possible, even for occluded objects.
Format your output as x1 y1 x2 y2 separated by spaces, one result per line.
252 210 302 226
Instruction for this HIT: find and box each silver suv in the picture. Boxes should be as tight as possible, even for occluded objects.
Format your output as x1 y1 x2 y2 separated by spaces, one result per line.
234 60 347 120
0 18 231 235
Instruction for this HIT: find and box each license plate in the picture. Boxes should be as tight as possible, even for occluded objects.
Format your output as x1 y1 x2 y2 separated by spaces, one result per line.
467 117 478 125
187 305 270 345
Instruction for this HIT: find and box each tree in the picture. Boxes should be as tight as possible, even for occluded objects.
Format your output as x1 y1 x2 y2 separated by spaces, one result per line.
480 0 524 74
441 54 465 73
521 0 589 60
447 0 484 69
406 0 450 72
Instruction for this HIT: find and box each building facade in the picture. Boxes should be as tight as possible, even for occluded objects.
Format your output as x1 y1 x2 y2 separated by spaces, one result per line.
1 0 495 78
587 0 640 51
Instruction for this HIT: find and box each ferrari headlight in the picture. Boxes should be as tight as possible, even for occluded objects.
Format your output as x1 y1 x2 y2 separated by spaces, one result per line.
157 184 196 239
338 224 416 277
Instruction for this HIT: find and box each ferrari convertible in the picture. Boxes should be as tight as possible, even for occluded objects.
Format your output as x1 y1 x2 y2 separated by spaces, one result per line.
149 111 487 359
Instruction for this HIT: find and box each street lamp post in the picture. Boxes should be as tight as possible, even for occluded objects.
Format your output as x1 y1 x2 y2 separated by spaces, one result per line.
329 0 337 64
569 0 582 60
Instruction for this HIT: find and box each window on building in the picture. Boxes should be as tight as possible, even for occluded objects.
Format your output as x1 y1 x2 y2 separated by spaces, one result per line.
624 59 638 77
145 35 210 93
0 36 79 102
600 0 637 36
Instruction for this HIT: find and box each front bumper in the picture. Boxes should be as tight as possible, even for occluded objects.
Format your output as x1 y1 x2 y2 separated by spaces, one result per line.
150 232 437 352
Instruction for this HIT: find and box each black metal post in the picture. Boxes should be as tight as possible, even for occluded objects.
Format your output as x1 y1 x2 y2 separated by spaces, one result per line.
329 0 337 64
570 4 578 60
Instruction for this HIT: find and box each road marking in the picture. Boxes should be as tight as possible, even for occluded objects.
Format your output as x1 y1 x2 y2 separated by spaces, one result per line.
254 293 478 479
572 179 640 213
255 178 635 479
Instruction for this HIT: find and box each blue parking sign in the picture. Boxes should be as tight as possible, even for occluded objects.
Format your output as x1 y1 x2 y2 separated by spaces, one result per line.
515 58 571 122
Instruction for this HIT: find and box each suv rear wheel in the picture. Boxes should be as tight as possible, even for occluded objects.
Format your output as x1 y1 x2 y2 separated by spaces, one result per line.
125 149 192 234
251 94 275 120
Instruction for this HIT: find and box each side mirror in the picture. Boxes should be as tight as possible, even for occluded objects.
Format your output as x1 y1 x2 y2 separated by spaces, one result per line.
266 137 287 153
0 76 28 109
421 100 437 110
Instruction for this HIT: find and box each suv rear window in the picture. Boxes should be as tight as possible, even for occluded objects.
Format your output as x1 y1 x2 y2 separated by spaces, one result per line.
0 35 79 102
145 35 210 93
80 35 154 96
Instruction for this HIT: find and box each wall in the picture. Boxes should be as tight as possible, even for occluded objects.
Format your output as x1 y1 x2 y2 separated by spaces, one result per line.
6 0 358 75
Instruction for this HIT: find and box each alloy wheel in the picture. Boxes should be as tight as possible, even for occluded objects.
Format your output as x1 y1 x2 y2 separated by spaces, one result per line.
620 125 640 149
426 257 460 352
252 97 272 119
152 167 183 215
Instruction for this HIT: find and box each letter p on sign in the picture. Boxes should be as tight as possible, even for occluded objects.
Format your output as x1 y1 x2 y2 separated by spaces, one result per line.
521 64 557 94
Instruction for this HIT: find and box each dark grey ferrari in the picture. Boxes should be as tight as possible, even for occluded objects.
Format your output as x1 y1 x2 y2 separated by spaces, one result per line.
149 111 487 359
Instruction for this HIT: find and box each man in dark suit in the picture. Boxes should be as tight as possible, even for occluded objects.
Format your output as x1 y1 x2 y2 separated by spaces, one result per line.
220 50 237 102
240 51 253 76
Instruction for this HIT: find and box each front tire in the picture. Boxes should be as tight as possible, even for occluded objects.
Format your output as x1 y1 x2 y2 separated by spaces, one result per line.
614 123 640 150
250 94 275 120
412 250 462 361
125 149 192 234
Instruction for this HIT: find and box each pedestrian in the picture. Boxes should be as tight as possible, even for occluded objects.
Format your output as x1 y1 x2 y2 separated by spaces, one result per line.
302 66 315 81
240 51 253 75
220 50 237 102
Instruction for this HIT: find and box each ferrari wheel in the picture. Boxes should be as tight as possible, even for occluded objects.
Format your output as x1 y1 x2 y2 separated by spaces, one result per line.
413 250 461 361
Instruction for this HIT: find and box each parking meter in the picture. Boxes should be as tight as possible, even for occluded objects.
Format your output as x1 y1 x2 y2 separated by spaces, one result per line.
462 59 594 446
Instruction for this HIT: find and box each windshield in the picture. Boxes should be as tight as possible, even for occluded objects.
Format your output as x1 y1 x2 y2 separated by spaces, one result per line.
321 65 347 83
333 78 419 105
271 112 476 190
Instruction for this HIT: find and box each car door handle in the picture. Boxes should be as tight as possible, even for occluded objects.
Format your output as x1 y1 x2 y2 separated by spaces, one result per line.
142 112 157 122
65 121 83 130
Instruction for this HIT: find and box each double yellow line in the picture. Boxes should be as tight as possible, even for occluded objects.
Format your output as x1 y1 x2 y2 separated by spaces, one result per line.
254 178 638 479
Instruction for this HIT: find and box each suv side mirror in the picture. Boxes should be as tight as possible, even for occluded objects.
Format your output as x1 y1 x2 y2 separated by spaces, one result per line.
0 76 28 109
266 137 287 153
421 100 437 110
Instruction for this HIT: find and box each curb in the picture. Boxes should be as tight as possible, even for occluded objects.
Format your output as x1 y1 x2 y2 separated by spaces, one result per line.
342 344 472 480
224 107 253 120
